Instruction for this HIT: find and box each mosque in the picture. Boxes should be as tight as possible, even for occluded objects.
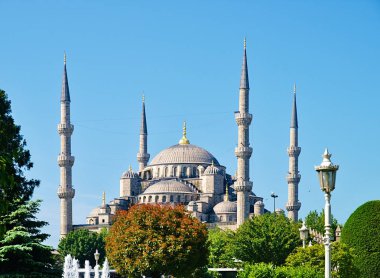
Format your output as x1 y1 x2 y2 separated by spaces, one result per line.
57 40 301 238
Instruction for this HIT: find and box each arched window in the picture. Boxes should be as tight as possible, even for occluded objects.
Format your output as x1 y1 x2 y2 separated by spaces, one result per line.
196 168 200 177
155 196 159 203
143 196 146 203
173 166 177 177
157 168 160 177
185 195 188 202
177 195 181 203
148 196 152 203
170 195 174 202
162 196 166 203
164 167 168 177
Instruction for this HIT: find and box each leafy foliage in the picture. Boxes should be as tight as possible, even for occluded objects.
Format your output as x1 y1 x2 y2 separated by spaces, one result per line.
208 227 235 268
233 213 300 266
58 228 107 267
0 90 57 276
238 262 323 278
305 209 339 239
0 90 39 225
341 200 380 278
286 241 358 277
0 200 58 276
106 204 208 278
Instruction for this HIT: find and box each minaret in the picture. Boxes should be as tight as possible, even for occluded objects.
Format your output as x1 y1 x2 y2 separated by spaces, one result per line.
137 96 150 173
57 53 75 238
234 38 253 227
286 84 301 221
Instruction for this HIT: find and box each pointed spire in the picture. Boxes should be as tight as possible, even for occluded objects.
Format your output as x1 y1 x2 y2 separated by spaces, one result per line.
140 95 147 134
179 121 190 145
224 182 229 202
61 52 71 102
102 192 106 207
128 165 133 172
240 38 249 89
290 83 298 128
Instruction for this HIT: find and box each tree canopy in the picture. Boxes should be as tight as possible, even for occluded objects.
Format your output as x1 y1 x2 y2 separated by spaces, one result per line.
0 90 56 276
341 200 380 278
208 227 235 268
285 241 358 278
58 228 107 267
304 209 339 239
106 204 208 278
232 213 300 266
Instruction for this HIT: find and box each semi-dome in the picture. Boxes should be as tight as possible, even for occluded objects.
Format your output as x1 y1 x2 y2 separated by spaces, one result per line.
150 144 219 166
213 200 237 214
204 163 221 175
121 166 139 179
142 180 193 194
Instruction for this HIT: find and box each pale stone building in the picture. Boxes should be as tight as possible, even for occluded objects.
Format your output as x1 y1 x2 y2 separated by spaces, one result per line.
58 40 301 235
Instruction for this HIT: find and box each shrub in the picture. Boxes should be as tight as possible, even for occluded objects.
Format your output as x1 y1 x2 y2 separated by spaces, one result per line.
341 200 380 278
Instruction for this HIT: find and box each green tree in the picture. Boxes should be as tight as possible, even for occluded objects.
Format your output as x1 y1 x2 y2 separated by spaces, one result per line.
232 213 300 266
305 210 339 239
208 227 235 268
0 90 40 225
106 204 208 278
0 200 59 276
285 241 358 278
238 263 323 278
0 90 56 276
341 200 380 278
58 228 107 267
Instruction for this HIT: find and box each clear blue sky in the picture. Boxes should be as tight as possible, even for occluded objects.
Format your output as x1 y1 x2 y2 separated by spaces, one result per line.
1 1 379 247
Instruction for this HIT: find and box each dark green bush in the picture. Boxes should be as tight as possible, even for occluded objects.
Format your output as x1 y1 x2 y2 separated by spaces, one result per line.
237 263 322 278
341 200 380 278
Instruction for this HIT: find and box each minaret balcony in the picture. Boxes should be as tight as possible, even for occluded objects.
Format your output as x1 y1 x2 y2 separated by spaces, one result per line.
57 123 74 135
57 186 75 199
235 146 253 158
234 112 252 126
287 173 301 183
233 180 253 192
286 201 301 211
57 155 75 167
287 146 301 156
137 152 150 163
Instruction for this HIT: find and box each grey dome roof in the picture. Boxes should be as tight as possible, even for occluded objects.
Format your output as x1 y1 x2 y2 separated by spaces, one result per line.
254 200 264 206
213 200 237 214
142 180 193 194
88 207 99 217
204 164 221 175
121 169 139 179
150 144 219 166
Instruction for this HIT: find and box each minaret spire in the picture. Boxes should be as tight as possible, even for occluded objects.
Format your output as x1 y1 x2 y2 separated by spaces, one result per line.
234 38 253 227
286 83 301 221
137 95 150 173
57 53 75 238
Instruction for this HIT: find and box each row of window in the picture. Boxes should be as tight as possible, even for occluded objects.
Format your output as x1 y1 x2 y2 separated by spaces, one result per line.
138 194 196 203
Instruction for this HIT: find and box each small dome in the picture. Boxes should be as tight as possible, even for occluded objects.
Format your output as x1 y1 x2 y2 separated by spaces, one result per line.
88 207 99 217
254 200 264 206
142 180 193 194
204 164 221 175
150 144 219 166
213 200 237 214
188 201 197 206
121 168 139 179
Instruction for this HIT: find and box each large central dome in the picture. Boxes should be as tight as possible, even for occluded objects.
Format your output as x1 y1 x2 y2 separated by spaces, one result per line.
150 144 219 166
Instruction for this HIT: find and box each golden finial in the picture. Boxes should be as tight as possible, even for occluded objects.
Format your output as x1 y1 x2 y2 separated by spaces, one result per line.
224 182 229 202
179 121 190 145
293 83 296 95
129 165 132 172
102 191 106 206
244 37 246 49
64 52 67 65
211 160 214 167
142 94 145 103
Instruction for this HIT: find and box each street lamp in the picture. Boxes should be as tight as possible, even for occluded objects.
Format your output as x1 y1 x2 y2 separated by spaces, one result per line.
315 148 339 278
94 249 100 266
270 192 278 213
299 221 309 248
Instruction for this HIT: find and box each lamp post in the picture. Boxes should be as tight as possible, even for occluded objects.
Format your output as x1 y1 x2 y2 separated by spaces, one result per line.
94 249 100 266
270 192 278 213
299 221 309 248
315 149 339 278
